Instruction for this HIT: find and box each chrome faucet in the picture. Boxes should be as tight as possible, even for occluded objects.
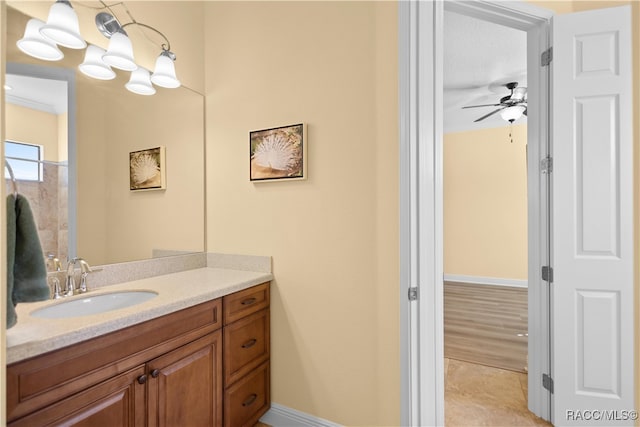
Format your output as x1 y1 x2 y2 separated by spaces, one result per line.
78 259 92 293
63 257 93 297
65 257 79 297
50 256 63 299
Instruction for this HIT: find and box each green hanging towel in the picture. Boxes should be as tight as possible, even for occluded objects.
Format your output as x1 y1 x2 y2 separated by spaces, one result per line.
6 194 50 328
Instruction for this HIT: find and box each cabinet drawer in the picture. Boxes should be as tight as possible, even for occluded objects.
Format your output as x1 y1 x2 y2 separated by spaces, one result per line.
223 283 269 325
224 361 270 427
224 309 270 386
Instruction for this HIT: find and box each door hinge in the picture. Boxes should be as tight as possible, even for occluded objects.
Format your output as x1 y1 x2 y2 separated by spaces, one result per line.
542 266 554 283
541 47 553 66
408 287 418 301
542 373 554 393
541 156 553 174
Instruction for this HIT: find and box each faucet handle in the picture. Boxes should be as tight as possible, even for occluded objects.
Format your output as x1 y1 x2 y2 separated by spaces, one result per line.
78 258 92 274
78 259 92 293
47 254 62 271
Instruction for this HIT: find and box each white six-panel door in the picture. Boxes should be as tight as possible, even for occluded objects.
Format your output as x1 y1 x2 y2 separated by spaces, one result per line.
552 5 634 425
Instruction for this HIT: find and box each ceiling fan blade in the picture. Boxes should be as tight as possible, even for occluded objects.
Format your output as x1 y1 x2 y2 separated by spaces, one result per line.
462 103 502 109
474 107 506 122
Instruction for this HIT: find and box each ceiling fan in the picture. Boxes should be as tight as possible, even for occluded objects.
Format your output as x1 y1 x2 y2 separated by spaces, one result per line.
462 82 527 123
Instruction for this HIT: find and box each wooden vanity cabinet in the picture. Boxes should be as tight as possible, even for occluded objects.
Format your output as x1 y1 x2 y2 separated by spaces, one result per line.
223 283 271 427
7 282 271 427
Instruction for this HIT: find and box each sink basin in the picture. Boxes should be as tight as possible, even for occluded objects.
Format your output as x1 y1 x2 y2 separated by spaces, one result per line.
31 291 158 319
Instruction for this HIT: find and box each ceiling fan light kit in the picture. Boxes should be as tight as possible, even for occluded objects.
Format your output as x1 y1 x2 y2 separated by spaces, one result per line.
500 105 526 122
461 81 528 143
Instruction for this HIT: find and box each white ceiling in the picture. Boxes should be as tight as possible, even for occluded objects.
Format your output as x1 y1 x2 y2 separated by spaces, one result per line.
444 10 527 133
5 74 68 115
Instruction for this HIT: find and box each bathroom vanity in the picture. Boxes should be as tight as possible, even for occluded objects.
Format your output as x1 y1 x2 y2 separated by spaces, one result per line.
6 267 271 427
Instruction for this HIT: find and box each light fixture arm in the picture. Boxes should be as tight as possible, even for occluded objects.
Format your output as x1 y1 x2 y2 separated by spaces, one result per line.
121 21 171 53
93 0 172 53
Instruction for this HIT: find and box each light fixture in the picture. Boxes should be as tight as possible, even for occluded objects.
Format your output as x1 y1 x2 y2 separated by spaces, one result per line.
500 105 526 123
17 1 181 96
17 18 64 61
126 68 156 96
79 45 116 80
102 30 137 71
40 0 86 49
4 84 12 91
151 50 180 88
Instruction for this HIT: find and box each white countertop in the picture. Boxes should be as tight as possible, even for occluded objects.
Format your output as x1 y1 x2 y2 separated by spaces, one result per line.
6 267 273 364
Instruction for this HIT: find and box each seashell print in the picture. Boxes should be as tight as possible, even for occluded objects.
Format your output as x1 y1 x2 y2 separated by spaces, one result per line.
250 124 304 180
129 147 165 190
253 133 297 171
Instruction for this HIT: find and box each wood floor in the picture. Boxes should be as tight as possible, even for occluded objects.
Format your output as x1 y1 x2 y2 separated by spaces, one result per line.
444 281 528 372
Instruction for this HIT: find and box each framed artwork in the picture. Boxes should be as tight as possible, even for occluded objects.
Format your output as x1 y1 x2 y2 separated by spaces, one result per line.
250 123 307 182
129 146 166 191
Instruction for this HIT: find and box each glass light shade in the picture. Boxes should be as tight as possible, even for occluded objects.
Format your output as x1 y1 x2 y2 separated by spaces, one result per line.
126 68 156 96
102 32 137 71
17 19 64 61
500 105 526 122
151 53 181 88
79 45 116 80
40 0 86 49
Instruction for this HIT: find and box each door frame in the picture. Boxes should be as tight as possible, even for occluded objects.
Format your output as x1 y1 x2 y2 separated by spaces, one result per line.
399 1 554 425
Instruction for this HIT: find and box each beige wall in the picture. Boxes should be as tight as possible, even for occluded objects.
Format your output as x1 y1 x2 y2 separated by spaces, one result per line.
5 103 60 162
444 124 528 280
204 1 399 425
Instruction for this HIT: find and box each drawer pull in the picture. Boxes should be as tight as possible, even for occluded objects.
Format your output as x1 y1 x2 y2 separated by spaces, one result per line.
151 369 160 378
241 297 257 306
242 393 258 407
241 338 257 349
137 375 147 385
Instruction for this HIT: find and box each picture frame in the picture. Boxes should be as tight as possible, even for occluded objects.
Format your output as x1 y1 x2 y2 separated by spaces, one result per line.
129 146 166 191
250 123 307 182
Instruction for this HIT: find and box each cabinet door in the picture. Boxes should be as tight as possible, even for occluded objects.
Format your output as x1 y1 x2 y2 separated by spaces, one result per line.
147 331 223 427
9 366 146 427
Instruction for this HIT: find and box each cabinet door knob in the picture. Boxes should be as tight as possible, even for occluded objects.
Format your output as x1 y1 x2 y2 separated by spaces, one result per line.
151 369 160 378
137 374 147 384
241 297 257 306
242 393 258 407
241 338 257 349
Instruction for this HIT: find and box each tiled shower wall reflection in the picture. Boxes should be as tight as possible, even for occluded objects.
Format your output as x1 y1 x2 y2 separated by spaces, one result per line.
6 162 68 267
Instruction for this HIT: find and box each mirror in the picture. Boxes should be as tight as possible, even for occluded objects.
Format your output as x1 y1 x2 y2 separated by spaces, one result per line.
5 6 205 268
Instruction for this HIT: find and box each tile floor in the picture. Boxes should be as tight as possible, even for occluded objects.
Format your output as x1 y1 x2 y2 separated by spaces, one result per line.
445 358 551 426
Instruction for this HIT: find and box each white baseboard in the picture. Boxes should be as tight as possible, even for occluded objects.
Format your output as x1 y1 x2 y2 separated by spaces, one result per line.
444 274 528 288
260 403 342 427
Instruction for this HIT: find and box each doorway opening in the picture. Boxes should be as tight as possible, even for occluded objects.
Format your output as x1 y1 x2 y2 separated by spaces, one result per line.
441 10 544 425
398 2 554 425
